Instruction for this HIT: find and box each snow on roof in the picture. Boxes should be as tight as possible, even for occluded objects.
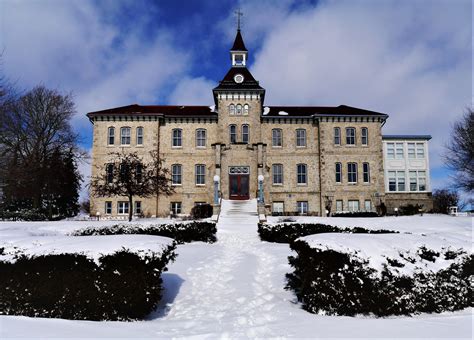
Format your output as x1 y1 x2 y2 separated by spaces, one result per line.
0 235 174 264
263 107 270 115
278 111 289 116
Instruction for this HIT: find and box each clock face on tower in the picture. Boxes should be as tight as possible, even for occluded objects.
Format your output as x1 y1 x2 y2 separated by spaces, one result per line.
234 74 244 83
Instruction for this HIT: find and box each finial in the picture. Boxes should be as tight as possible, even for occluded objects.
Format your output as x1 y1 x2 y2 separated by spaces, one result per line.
235 8 243 31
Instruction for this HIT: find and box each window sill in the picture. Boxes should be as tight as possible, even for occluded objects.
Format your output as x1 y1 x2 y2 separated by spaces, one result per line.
296 146 307 149
136 145 144 148
195 184 206 187
172 184 182 186
272 146 283 148
171 146 183 149
272 183 283 186
297 183 308 186
120 145 131 147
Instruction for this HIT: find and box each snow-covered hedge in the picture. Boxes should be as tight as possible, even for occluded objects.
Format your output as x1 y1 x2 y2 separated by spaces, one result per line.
72 221 217 243
286 234 472 316
0 235 176 320
258 222 397 243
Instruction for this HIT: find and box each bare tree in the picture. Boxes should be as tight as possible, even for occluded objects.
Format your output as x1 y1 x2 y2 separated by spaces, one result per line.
444 108 474 192
90 151 174 221
432 188 459 214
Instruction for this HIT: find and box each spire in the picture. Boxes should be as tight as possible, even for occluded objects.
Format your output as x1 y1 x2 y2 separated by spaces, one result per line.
231 29 248 52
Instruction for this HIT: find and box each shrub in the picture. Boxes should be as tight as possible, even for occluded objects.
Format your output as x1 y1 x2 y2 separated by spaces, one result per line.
190 204 213 219
332 211 379 217
0 245 176 320
286 240 473 316
258 222 397 243
73 221 217 244
398 204 423 216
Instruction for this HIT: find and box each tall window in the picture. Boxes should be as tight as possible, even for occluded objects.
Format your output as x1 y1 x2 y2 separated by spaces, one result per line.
272 202 284 214
120 127 131 145
229 104 235 115
136 127 143 145
106 164 114 184
244 104 249 115
108 127 115 145
336 200 343 212
196 129 206 147
396 143 404 159
346 127 356 145
171 164 182 185
242 124 249 144
416 143 425 158
361 127 368 145
119 163 129 182
364 200 372 212
335 162 342 183
408 143 416 158
236 104 242 115
334 127 341 145
297 201 308 215
105 201 112 214
134 201 142 215
195 164 205 185
272 129 282 147
363 163 370 183
272 164 283 184
172 129 182 147
409 170 427 191
136 164 142 183
388 171 406 192
387 143 395 159
229 125 237 143
297 163 307 184
118 201 129 215
347 162 357 183
171 202 182 215
296 129 306 147
348 200 359 212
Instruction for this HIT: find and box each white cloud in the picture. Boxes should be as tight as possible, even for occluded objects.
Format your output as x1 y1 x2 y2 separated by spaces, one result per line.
167 76 215 105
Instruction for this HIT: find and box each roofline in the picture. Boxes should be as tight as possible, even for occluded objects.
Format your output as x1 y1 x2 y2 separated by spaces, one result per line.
382 135 432 140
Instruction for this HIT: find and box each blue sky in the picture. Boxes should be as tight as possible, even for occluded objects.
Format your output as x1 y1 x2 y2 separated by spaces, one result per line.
0 0 472 201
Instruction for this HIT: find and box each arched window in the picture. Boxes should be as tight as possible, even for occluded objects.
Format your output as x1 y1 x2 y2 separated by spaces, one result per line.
296 129 306 147
229 104 235 115
136 127 143 145
335 163 342 183
236 104 242 115
297 163 307 184
107 127 115 145
172 129 182 147
229 125 237 144
242 124 249 144
196 129 206 147
346 127 356 145
348 162 358 183
120 127 131 145
361 127 368 145
171 164 182 185
243 104 249 115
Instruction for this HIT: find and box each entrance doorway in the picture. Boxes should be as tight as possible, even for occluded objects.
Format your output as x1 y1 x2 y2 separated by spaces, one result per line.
229 166 250 200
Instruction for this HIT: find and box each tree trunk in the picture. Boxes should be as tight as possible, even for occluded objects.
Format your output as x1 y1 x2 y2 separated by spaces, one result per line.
128 195 133 222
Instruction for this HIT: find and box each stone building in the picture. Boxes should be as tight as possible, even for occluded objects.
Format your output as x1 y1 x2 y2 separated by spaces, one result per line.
87 28 431 217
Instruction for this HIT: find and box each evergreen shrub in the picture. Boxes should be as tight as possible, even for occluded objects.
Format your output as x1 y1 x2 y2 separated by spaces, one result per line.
190 204 213 219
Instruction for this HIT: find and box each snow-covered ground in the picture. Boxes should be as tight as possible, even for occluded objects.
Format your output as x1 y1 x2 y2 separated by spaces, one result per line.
0 202 472 338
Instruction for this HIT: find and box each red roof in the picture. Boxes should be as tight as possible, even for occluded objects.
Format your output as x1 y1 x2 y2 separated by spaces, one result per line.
87 104 217 118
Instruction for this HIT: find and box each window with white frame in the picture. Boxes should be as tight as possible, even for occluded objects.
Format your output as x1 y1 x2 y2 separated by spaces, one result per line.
296 129 306 147
363 162 370 183
396 143 404 159
196 129 206 147
272 129 282 147
346 127 356 145
134 201 142 215
297 201 308 215
172 129 182 147
171 164 182 185
272 202 284 214
229 125 237 143
297 163 307 184
136 127 143 145
242 124 249 144
416 143 425 158
236 104 242 115
409 170 427 191
347 162 357 183
105 201 112 214
243 104 249 115
272 164 283 184
229 104 235 115
195 164 205 185
388 170 406 192
387 143 395 159
106 164 114 184
118 201 129 214
361 127 368 145
348 200 359 212
408 143 416 158
108 127 115 145
335 162 342 183
120 127 131 145
334 127 341 145
364 200 372 212
336 200 343 212
136 164 142 183
171 202 182 215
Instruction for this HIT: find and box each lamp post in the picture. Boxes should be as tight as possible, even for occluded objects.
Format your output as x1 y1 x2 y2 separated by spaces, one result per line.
258 175 264 204
213 175 220 205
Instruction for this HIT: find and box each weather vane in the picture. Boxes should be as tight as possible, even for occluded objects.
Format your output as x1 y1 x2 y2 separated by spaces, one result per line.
235 8 243 30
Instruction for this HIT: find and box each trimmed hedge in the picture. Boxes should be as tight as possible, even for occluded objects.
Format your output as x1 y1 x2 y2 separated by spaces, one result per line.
286 240 473 316
0 244 176 320
73 221 217 244
190 204 213 219
258 222 397 243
